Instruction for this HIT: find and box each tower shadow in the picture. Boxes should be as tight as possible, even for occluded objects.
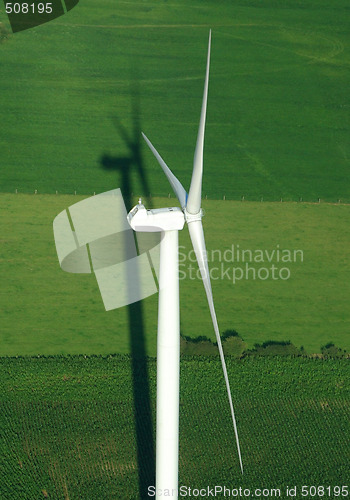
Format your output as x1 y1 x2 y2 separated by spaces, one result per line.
100 89 155 498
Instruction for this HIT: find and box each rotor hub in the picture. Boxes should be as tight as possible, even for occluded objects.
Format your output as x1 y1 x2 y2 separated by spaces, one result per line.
183 207 203 223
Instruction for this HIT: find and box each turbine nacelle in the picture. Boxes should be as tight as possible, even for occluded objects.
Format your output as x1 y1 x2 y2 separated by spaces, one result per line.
127 201 185 232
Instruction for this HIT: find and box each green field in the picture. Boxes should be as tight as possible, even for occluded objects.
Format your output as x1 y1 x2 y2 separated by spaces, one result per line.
1 355 349 499
0 0 349 202
1 0 348 353
1 193 349 355
1 2 349 498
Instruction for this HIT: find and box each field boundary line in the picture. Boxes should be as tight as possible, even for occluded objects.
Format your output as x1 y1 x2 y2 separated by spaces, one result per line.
1 191 350 206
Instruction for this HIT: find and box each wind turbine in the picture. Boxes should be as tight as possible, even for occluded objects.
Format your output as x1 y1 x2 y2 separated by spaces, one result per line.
127 30 243 497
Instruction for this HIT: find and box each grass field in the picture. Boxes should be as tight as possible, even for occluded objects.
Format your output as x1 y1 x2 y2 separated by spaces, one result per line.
1 192 349 356
1 355 349 499
0 2 349 498
0 0 349 202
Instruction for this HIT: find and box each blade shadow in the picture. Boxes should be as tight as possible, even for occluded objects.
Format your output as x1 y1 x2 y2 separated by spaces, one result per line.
101 80 152 211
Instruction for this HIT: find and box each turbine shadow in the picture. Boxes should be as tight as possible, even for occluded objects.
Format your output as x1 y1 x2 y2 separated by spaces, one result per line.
99 86 155 498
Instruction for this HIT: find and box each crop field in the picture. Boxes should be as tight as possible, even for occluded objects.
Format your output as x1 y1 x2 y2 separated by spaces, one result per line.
1 193 350 356
0 0 349 202
1 356 349 499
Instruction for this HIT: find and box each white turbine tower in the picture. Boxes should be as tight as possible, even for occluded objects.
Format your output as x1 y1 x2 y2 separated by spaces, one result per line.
127 30 243 497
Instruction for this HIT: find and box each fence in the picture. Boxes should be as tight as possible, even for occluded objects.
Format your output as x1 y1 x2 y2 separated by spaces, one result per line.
10 188 349 205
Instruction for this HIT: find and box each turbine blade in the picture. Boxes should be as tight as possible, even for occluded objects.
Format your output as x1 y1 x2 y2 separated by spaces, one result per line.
187 219 244 474
186 30 211 215
142 132 188 208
